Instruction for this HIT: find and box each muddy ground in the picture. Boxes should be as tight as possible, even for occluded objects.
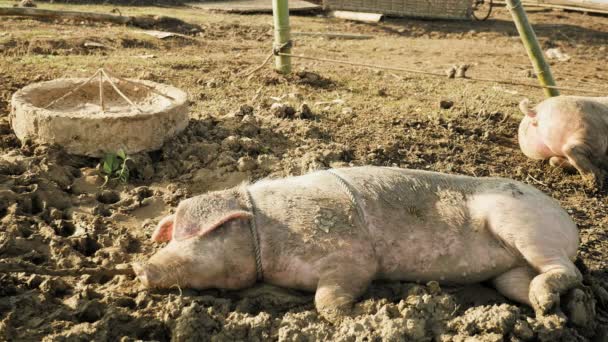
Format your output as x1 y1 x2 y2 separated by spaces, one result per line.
1 1 608 341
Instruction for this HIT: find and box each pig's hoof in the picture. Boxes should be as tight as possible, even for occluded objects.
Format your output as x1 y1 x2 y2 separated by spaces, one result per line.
584 175 605 193
530 288 560 316
319 305 352 325
529 277 559 316
549 156 576 173
316 295 354 325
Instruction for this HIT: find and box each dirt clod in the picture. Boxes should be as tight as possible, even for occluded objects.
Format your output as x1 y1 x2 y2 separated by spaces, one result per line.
440 100 454 109
563 287 597 331
237 156 257 172
271 103 296 119
18 0 36 7
296 103 314 120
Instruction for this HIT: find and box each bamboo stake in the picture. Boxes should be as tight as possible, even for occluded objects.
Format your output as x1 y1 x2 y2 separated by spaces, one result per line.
272 0 292 74
505 0 559 97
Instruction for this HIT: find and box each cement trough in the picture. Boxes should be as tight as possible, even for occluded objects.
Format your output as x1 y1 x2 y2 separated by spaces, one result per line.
10 72 188 157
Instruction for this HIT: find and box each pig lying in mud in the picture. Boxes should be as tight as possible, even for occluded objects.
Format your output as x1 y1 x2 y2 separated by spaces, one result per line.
518 96 608 188
133 166 581 323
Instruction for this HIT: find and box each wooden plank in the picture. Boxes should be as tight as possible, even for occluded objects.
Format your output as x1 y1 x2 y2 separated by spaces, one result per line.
329 10 384 22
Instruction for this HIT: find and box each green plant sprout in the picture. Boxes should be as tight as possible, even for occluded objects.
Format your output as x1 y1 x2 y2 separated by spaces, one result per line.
101 149 131 186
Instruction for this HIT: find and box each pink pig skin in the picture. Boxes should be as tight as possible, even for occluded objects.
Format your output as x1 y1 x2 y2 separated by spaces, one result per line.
518 96 608 188
133 166 581 324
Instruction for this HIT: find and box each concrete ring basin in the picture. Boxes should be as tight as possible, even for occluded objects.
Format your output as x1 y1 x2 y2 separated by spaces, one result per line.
10 76 189 157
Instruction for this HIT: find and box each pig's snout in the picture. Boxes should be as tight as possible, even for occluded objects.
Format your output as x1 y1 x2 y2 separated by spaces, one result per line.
133 260 184 289
133 262 153 288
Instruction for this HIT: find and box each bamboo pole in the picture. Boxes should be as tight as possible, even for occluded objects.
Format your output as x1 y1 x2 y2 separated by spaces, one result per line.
272 0 292 74
505 0 559 97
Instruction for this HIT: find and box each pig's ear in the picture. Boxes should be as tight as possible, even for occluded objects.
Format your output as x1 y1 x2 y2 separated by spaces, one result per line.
151 214 175 243
173 210 253 242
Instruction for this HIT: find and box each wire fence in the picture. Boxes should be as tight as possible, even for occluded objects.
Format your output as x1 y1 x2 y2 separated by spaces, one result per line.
244 44 606 95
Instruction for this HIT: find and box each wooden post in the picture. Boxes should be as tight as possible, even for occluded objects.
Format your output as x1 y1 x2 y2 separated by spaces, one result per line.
272 0 292 74
505 0 559 97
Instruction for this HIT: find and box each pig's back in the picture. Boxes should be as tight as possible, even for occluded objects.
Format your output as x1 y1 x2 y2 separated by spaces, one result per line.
335 167 529 283
537 96 608 142
250 166 567 286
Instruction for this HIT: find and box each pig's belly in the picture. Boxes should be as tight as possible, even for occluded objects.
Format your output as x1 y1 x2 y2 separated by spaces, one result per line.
377 227 521 284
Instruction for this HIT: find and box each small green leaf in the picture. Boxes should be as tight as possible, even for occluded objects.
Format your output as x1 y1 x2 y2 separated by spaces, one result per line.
117 149 127 160
111 157 119 171
100 150 131 185
102 153 120 175
102 159 113 174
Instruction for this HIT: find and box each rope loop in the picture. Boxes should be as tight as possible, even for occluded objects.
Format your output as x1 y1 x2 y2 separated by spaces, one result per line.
273 40 293 56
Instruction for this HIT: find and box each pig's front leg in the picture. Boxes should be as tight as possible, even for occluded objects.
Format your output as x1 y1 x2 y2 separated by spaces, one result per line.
314 256 377 324
549 156 576 173
563 142 607 189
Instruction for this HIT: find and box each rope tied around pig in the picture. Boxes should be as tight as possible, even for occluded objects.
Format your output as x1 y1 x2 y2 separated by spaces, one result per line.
238 172 363 283
242 188 264 281
327 170 368 229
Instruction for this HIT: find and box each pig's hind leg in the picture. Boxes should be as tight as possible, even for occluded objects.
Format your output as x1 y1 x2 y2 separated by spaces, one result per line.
486 199 581 316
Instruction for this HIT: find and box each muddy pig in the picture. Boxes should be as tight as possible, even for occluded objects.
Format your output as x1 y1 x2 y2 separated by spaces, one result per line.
133 166 581 323
518 96 608 188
